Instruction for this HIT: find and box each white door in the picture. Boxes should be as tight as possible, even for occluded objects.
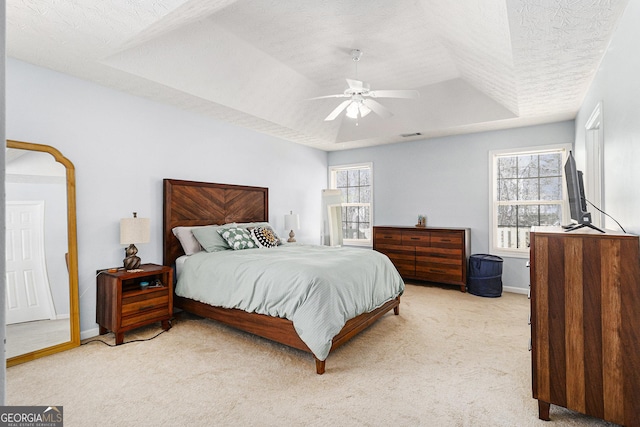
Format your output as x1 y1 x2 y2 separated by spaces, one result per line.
5 201 56 324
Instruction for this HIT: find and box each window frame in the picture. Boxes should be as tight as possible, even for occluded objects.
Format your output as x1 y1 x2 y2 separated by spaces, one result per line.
489 143 571 258
328 162 373 247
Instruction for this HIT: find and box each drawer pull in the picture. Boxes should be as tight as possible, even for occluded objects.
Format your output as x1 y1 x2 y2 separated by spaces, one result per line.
410 237 420 240
384 236 393 239
140 305 155 311
440 239 451 242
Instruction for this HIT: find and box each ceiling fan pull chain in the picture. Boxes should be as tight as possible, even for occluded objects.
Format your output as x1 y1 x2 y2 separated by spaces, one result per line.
355 56 358 80
352 48 361 80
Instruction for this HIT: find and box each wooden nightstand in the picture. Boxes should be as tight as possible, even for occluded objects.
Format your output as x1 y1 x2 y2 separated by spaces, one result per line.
96 263 173 345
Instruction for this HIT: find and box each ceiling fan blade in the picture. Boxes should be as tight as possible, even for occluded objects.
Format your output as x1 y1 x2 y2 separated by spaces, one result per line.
362 99 393 119
368 89 420 99
324 100 352 121
308 94 349 100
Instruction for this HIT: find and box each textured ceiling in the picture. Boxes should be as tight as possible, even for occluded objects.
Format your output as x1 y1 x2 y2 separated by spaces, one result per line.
7 0 629 151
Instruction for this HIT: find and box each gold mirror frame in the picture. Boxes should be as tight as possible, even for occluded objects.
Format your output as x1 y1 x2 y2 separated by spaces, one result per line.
6 140 80 366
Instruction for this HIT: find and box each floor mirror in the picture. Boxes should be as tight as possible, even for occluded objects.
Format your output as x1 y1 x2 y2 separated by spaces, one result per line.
5 140 80 367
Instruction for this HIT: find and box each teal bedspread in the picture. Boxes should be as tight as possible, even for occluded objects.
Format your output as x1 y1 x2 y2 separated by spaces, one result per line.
176 244 405 360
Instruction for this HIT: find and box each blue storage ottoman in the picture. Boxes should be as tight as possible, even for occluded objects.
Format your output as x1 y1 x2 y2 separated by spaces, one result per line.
467 254 503 297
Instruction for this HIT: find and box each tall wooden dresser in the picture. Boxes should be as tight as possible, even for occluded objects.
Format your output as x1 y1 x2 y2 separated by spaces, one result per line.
529 226 640 425
373 226 470 292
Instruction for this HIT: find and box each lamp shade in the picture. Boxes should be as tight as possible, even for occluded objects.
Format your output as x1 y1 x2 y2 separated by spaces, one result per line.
284 212 300 231
120 214 150 245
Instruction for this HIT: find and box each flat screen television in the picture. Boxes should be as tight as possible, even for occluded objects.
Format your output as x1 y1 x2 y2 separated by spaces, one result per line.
564 151 603 233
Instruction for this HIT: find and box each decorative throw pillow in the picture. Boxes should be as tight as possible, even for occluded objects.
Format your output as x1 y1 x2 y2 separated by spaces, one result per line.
217 227 257 250
250 226 279 248
172 226 204 255
238 222 272 230
192 225 233 252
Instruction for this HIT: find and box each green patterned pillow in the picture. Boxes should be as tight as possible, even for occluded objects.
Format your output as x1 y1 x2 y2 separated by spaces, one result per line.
217 227 257 250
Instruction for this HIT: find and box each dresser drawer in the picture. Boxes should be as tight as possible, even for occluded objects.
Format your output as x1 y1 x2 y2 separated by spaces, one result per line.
376 244 414 276
374 229 402 245
430 232 463 248
393 261 416 277
415 246 463 264
402 231 430 246
416 264 463 283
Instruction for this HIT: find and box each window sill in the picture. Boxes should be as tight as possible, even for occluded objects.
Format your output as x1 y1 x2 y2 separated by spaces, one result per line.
490 249 530 259
342 240 372 248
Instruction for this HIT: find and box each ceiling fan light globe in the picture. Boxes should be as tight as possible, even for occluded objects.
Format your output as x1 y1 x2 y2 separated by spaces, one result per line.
346 101 360 119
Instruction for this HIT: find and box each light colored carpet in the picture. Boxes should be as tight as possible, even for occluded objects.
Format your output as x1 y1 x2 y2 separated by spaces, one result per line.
6 284 616 427
6 318 70 359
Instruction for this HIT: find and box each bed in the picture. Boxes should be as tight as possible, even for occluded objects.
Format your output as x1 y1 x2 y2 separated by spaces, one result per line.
163 179 403 374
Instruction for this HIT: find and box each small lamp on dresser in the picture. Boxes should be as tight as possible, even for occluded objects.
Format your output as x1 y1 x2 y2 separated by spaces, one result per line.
120 212 150 271
284 211 300 243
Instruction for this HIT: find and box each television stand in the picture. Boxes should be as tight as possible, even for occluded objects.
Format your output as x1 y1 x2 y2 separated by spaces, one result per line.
563 222 605 233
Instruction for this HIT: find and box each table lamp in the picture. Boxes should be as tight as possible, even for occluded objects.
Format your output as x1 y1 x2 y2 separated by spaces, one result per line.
120 212 150 270
284 211 300 243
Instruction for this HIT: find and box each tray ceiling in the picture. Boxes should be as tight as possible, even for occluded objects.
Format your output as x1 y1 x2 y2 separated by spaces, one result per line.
7 0 629 151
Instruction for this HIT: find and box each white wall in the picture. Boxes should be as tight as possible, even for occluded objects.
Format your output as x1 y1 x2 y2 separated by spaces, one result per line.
574 0 640 236
6 58 328 337
328 121 575 291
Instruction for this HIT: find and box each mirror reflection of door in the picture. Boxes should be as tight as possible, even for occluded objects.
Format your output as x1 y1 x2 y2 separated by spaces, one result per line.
6 201 56 324
5 147 71 359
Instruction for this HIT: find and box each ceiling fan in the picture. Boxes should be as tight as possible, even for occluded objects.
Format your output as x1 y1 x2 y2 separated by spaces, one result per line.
310 49 420 122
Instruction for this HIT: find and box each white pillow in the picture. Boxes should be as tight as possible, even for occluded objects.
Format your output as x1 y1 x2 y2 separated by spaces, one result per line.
172 226 205 255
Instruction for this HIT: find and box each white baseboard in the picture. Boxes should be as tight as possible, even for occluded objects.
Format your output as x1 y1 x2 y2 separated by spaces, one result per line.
503 286 529 295
81 327 101 340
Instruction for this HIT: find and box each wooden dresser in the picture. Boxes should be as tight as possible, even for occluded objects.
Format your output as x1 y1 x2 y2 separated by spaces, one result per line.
373 226 470 292
529 227 640 425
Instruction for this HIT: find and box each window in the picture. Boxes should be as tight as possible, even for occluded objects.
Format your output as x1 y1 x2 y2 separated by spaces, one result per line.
490 145 570 257
329 163 373 246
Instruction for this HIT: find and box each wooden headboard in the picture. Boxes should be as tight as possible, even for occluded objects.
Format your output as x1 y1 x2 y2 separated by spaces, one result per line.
163 179 269 267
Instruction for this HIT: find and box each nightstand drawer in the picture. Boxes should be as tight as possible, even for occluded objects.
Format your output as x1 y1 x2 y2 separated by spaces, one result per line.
122 292 169 317
121 307 170 328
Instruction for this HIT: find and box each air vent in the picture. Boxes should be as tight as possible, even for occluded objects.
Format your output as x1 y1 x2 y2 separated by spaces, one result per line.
400 132 422 138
